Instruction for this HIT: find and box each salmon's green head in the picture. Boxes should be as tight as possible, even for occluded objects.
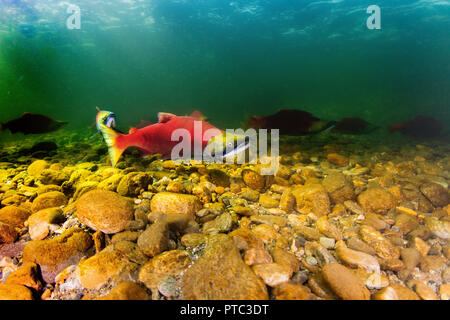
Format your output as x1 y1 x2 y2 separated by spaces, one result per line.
96 110 116 131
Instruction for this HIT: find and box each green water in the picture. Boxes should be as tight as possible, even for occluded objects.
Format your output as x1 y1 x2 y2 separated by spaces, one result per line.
0 0 449 134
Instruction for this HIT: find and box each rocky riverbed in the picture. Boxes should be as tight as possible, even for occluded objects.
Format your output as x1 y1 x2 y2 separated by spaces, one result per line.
0 129 449 300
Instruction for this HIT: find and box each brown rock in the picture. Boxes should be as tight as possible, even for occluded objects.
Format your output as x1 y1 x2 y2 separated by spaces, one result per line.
22 228 93 283
5 262 43 291
382 284 420 300
117 172 151 197
252 263 292 287
244 248 273 266
242 169 266 191
251 224 279 243
76 248 139 290
272 282 310 300
181 233 208 247
419 255 447 273
181 234 268 299
229 228 264 250
322 173 354 204
408 280 439 300
280 189 296 212
271 248 300 275
398 248 421 281
360 225 400 260
327 153 348 167
322 263 370 300
138 250 191 289
25 207 65 241
0 284 33 300
96 282 150 300
411 237 430 256
76 190 134 234
440 284 450 300
111 231 142 244
424 217 450 239
31 191 67 213
420 182 449 207
0 206 31 228
250 215 287 227
292 183 330 216
293 225 321 241
0 222 17 243
150 192 202 219
27 160 49 177
379 258 405 271
362 213 389 231
316 216 342 240
394 213 419 235
335 240 380 272
137 221 169 257
346 237 376 255
258 193 280 208
357 187 396 214
202 212 233 235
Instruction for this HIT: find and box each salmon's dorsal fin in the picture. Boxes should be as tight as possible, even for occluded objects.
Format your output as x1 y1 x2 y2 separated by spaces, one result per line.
158 112 177 123
129 127 137 134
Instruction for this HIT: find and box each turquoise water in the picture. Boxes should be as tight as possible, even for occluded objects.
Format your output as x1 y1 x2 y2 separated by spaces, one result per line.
0 0 449 131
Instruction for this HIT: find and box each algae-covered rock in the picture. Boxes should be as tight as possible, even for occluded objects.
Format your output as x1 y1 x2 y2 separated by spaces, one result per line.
137 221 169 257
117 172 151 197
76 190 134 234
96 282 150 300
242 169 266 191
322 263 370 300
0 284 34 300
25 207 65 240
359 225 400 260
76 249 140 290
0 206 32 228
292 182 330 216
22 227 93 283
322 172 355 204
27 160 49 177
138 250 191 290
420 182 449 207
0 222 17 243
357 187 396 214
272 282 310 300
31 191 67 213
5 262 43 291
150 192 202 219
181 234 269 299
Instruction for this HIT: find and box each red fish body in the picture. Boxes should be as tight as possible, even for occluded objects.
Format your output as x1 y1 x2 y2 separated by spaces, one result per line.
96 111 222 166
117 116 221 158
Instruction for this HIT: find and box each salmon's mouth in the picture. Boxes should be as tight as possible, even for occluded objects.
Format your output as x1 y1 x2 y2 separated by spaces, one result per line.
205 134 251 160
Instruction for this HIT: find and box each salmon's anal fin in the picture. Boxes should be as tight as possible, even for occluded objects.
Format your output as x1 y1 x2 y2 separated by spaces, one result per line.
158 112 177 123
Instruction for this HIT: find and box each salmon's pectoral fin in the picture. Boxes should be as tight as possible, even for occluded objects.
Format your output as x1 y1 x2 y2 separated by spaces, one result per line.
158 112 177 123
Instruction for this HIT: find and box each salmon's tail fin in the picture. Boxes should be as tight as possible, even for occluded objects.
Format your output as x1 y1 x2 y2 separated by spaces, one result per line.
96 110 126 167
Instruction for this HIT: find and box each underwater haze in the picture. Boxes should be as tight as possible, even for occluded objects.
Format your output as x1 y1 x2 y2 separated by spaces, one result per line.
0 0 449 130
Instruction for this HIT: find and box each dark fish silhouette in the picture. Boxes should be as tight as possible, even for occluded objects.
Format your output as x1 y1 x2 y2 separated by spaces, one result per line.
247 109 336 135
331 117 379 134
389 115 444 138
1 112 67 135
